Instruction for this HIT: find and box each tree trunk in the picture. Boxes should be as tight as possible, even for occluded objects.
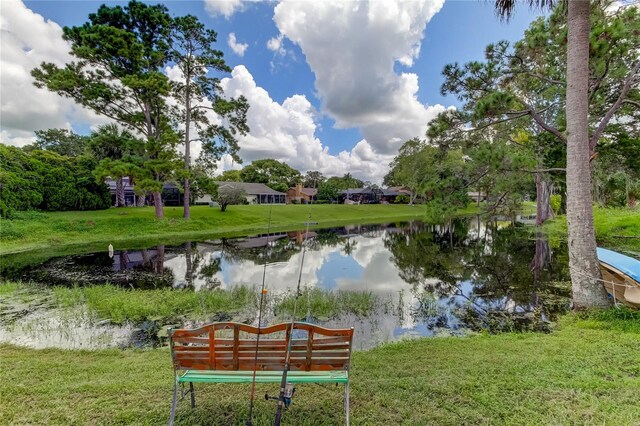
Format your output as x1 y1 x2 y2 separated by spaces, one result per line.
153 191 164 219
566 0 610 309
154 245 165 275
183 58 192 219
185 242 193 288
535 172 554 226
115 177 125 207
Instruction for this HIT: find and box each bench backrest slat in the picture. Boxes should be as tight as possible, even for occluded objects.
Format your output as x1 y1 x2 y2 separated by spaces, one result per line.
170 322 354 372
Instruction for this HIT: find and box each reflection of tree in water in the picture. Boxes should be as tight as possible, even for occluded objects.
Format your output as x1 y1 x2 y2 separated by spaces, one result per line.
384 218 472 295
125 245 175 289
20 245 175 289
219 236 302 265
385 218 571 331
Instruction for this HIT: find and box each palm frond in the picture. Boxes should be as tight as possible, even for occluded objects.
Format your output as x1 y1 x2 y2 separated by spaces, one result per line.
493 0 556 21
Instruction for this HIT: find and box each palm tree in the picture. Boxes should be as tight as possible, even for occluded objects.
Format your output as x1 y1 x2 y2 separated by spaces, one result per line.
89 124 135 208
494 0 610 308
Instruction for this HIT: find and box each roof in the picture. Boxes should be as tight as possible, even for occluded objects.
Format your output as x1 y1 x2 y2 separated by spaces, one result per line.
388 186 412 194
301 188 317 196
217 182 285 195
340 188 375 195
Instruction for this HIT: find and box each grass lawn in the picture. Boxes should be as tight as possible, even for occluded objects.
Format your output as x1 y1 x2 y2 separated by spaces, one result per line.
1 315 639 425
0 204 442 256
544 207 640 255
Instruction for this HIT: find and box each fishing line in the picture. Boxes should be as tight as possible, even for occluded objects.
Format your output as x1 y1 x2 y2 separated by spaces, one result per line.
246 205 274 426
274 210 313 426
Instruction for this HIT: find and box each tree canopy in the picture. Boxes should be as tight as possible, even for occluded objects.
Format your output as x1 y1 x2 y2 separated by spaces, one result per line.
239 159 301 193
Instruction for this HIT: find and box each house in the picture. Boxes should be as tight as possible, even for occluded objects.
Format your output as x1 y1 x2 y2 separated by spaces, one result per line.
467 191 487 203
338 187 382 204
197 182 286 205
105 177 143 206
382 186 413 203
287 183 317 204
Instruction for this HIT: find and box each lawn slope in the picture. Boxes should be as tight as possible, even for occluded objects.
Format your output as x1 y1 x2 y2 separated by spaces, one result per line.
0 204 434 255
1 317 639 425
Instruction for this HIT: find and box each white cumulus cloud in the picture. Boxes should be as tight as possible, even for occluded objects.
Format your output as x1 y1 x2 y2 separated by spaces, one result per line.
0 0 110 146
204 0 260 19
227 32 248 56
266 34 285 55
273 0 448 155
219 65 394 182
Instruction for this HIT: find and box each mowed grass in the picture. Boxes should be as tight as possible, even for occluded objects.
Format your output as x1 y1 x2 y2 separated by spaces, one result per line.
544 207 640 255
1 315 639 425
0 204 434 255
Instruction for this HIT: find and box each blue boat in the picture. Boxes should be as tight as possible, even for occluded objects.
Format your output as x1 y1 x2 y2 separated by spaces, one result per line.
597 248 640 309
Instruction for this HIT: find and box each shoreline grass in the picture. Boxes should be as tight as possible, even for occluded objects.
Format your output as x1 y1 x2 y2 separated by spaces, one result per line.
1 315 638 425
52 284 255 324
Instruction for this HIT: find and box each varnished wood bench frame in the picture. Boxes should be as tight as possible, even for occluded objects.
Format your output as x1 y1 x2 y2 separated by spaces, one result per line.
168 322 354 425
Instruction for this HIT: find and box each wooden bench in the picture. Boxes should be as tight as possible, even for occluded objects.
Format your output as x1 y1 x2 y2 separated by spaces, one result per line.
169 322 354 425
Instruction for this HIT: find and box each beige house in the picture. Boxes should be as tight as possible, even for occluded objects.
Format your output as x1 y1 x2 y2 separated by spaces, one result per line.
287 183 317 204
196 182 286 205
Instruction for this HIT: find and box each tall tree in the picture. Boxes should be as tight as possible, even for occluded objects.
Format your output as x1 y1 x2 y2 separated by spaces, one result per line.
31 129 89 157
239 159 301 192
468 1 638 308
325 173 365 191
303 171 325 188
89 124 141 207
216 169 243 182
31 0 176 219
564 0 605 308
384 138 428 205
169 15 249 219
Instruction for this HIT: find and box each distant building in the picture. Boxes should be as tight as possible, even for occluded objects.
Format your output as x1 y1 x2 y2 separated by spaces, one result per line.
339 187 381 204
105 177 141 206
105 178 182 206
382 186 413 203
287 183 317 204
467 191 487 203
197 182 286 205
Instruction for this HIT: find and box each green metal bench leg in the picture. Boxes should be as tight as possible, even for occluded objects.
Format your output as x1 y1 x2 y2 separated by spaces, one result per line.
189 382 196 408
344 381 350 426
169 377 178 426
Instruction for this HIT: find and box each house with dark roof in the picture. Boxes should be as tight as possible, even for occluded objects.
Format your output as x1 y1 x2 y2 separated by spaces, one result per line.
338 187 382 204
196 182 286 205
287 183 317 204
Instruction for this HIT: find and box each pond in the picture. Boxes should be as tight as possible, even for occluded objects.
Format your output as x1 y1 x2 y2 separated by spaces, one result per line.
0 217 572 350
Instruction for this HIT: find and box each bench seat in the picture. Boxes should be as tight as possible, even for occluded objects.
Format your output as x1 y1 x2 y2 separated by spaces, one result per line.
179 369 349 384
168 322 354 425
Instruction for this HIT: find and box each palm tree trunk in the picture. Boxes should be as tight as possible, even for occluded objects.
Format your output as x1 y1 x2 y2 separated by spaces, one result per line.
115 177 125 207
566 0 610 309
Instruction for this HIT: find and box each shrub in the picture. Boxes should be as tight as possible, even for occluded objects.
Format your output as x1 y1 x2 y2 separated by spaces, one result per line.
550 194 562 215
395 194 410 204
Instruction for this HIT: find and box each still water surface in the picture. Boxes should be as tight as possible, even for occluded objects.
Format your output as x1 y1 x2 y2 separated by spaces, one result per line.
0 218 571 349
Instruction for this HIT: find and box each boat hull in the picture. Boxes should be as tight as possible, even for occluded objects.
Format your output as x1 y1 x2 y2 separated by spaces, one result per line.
598 261 640 309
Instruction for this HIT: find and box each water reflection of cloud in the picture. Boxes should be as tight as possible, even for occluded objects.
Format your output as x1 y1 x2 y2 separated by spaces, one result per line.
210 245 334 291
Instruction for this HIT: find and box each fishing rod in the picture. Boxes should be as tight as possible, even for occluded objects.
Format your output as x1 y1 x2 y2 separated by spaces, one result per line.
272 211 313 426
246 205 274 426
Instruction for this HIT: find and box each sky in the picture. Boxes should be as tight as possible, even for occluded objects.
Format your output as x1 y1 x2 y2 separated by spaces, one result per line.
0 0 545 183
